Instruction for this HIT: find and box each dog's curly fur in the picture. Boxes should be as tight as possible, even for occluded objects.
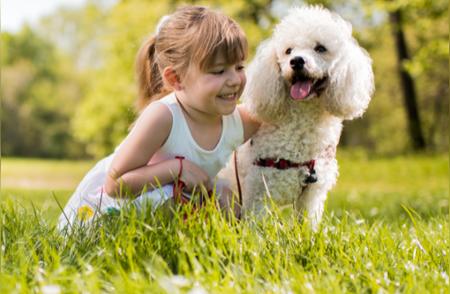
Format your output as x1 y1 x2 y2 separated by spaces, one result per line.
224 6 374 228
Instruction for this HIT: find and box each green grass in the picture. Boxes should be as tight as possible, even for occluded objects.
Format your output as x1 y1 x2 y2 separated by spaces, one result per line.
1 157 94 189
1 153 449 293
1 157 94 222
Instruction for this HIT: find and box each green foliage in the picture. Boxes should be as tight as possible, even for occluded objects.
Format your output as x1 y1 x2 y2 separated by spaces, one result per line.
1 28 86 158
72 0 172 157
358 0 449 153
37 1 110 70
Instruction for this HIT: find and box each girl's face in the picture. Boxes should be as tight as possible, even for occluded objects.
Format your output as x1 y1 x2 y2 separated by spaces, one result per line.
179 52 246 118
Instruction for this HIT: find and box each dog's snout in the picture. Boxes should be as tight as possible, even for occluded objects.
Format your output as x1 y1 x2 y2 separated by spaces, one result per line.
290 56 305 70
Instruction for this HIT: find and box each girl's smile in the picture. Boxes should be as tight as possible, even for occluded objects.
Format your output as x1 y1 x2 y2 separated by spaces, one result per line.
217 92 239 101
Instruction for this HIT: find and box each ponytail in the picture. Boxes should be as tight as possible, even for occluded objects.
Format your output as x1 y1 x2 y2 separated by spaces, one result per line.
135 36 170 111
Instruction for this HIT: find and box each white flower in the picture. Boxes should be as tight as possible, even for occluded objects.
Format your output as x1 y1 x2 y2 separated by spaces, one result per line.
188 286 208 294
355 219 365 225
441 271 449 285
170 275 191 287
383 272 391 286
412 238 426 253
41 285 61 294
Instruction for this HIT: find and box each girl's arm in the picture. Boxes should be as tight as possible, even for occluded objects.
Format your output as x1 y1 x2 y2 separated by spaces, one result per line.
105 103 174 197
105 102 209 197
104 102 174 197
237 104 261 142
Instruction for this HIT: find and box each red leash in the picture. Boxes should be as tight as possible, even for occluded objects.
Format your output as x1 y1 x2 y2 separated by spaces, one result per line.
173 156 190 204
172 156 212 211
233 150 243 208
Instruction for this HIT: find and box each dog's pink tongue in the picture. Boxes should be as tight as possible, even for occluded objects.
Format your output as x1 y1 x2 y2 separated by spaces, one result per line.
290 80 312 100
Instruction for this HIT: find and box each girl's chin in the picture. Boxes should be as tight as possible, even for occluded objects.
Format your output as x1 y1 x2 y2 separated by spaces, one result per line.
216 101 237 115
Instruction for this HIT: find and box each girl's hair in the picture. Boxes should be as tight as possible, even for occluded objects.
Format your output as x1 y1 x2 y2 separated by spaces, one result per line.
135 5 248 110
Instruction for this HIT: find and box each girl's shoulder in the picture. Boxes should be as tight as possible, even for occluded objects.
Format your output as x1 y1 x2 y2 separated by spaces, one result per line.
133 96 174 136
139 92 176 119
154 92 177 107
145 92 180 119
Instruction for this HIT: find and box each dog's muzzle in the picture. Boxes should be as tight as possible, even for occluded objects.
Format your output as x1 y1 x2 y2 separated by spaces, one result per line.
289 58 327 100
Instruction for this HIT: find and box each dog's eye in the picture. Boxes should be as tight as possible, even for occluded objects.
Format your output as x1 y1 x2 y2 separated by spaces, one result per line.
314 44 327 53
285 48 292 55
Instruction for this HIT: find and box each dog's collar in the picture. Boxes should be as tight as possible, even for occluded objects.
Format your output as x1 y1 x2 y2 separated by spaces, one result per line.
254 157 317 184
254 157 315 171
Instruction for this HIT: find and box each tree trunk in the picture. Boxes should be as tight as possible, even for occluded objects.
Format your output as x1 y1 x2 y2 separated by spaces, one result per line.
389 9 426 150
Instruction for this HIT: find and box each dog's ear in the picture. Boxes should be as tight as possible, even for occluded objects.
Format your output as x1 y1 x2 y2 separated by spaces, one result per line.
243 40 286 122
324 36 374 120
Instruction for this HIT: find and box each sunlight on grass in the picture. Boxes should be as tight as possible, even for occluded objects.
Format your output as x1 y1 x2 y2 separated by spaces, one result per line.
1 157 94 189
1 188 72 222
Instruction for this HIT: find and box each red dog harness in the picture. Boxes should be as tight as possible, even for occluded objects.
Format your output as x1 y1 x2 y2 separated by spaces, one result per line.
232 152 318 214
253 157 317 184
254 157 315 171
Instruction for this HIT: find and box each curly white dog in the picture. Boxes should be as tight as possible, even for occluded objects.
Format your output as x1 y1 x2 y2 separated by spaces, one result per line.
227 6 374 229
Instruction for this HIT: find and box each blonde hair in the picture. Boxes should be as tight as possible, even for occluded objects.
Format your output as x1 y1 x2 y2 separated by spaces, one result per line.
135 6 248 110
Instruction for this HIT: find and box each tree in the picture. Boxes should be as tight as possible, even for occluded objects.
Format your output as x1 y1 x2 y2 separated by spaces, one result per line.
375 0 448 152
1 27 86 158
389 8 426 150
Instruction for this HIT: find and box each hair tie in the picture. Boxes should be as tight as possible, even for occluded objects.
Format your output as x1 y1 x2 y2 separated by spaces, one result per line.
155 15 171 36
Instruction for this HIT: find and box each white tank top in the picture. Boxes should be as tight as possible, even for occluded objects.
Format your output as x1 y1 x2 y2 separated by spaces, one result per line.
148 93 244 179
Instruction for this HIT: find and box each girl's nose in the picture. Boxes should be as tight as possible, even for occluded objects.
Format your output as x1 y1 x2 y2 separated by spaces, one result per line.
227 69 242 86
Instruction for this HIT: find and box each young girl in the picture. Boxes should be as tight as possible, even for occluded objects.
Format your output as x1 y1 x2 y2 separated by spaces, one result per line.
58 5 260 230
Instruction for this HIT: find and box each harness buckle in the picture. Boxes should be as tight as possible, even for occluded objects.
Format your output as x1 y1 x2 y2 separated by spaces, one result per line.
304 168 317 184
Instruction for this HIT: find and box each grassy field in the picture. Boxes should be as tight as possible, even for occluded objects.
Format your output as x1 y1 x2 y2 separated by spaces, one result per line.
1 153 448 293
1 157 95 221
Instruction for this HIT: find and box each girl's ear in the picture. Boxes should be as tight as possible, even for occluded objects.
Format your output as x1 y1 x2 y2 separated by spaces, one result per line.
162 67 182 90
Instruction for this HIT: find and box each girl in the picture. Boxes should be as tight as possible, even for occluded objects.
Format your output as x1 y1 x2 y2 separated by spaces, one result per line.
58 6 260 230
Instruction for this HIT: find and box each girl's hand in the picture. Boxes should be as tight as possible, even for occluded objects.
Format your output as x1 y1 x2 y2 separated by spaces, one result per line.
179 159 210 192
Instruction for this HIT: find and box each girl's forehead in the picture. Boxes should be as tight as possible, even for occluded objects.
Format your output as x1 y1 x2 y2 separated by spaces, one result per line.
192 53 225 72
209 53 227 66
207 50 243 67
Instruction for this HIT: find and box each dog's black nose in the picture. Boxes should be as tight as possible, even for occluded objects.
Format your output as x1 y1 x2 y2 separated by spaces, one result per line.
290 56 305 70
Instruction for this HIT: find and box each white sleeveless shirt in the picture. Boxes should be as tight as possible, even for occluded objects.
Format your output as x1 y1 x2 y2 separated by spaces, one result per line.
57 93 243 230
148 93 244 179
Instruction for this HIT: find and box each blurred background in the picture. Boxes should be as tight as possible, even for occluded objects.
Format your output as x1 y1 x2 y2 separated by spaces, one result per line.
1 0 448 159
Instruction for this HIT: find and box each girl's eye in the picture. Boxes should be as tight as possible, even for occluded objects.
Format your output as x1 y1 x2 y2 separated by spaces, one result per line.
211 69 225 75
314 44 327 53
236 65 245 71
285 48 292 55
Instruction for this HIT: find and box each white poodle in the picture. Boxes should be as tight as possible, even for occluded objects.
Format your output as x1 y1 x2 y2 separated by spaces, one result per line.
227 6 374 228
